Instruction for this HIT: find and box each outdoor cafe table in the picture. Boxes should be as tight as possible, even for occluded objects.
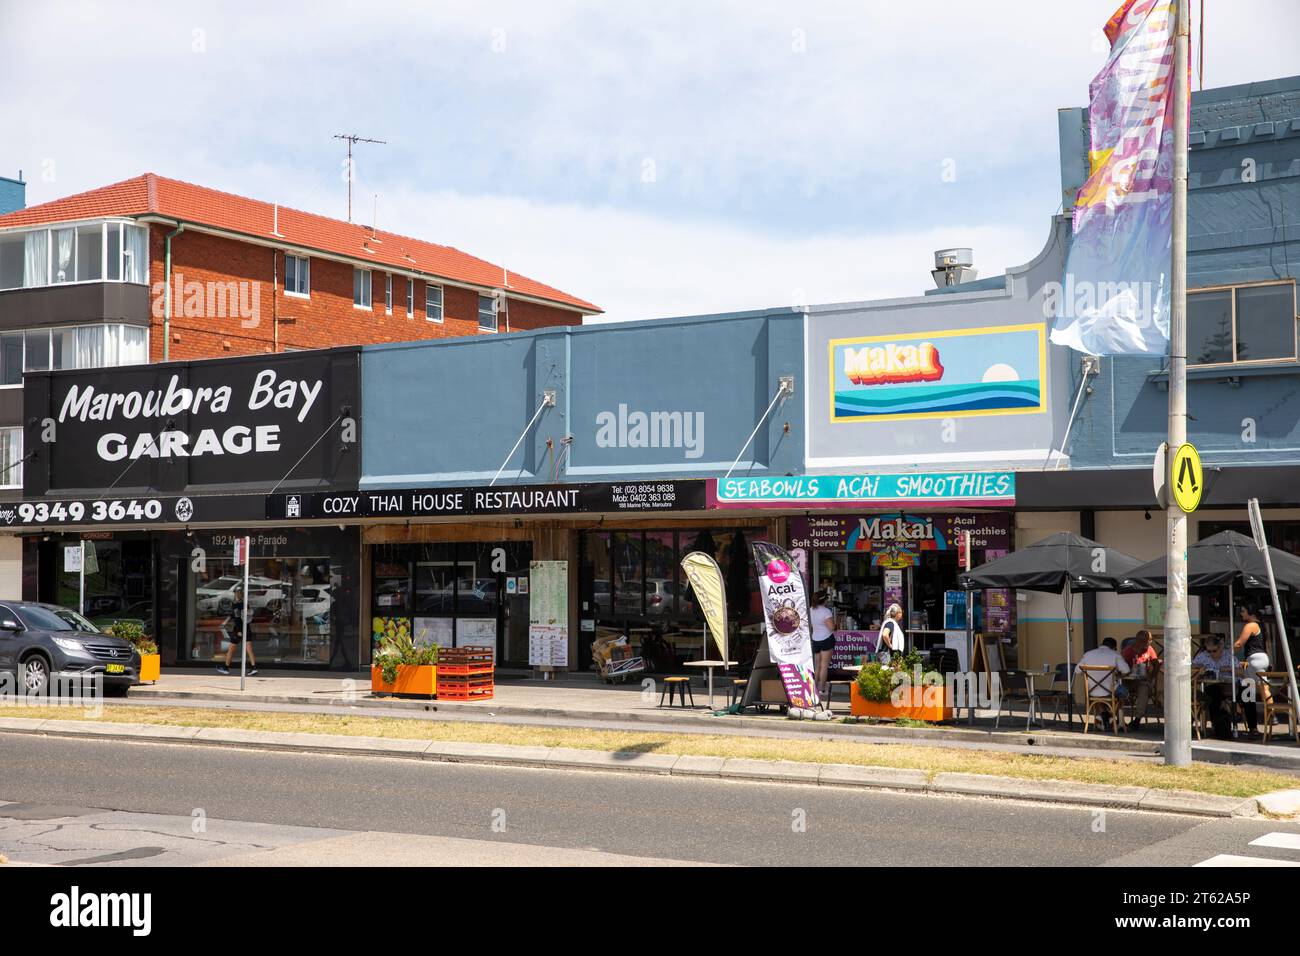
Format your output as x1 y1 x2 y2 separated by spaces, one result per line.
683 659 738 709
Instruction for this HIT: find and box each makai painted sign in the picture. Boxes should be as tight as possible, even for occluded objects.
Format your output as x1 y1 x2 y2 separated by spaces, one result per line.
829 324 1046 423
788 513 1011 568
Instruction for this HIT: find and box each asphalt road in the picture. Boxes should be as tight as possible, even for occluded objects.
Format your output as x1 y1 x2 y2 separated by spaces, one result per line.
1 733 1298 867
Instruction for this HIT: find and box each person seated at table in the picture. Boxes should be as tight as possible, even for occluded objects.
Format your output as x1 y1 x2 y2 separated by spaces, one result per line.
1192 635 1237 740
1120 629 1161 730
1075 638 1130 732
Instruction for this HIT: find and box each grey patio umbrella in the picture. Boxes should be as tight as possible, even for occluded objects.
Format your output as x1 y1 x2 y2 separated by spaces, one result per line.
1117 530 1300 593
959 532 1143 725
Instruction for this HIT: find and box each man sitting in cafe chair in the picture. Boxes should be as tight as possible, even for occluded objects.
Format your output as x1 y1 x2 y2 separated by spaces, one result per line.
1075 638 1130 732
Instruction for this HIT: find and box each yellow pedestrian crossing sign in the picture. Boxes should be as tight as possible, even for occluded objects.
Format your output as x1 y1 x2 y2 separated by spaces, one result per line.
1171 443 1203 513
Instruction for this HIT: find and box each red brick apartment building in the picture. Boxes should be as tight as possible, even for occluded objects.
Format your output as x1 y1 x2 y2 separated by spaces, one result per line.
0 172 599 503
0 172 598 363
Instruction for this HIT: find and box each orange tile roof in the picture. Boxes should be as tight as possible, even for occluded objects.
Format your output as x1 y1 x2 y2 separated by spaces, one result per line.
0 173 600 313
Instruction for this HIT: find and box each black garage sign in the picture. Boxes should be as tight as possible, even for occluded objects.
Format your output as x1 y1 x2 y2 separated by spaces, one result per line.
266 479 708 521
23 347 360 497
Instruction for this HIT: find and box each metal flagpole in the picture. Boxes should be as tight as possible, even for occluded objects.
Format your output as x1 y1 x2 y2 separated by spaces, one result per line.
240 535 250 693
79 540 86 616
1228 581 1236 739
1163 0 1193 766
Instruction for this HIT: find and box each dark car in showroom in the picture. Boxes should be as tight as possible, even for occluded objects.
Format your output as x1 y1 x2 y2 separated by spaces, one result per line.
0 602 140 697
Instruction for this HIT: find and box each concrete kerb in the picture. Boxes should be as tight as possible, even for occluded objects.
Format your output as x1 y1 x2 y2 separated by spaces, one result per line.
0 716 1269 819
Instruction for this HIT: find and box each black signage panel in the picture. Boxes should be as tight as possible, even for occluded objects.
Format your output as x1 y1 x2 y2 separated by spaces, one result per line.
266 479 709 521
0 479 708 530
0 492 270 529
23 347 360 497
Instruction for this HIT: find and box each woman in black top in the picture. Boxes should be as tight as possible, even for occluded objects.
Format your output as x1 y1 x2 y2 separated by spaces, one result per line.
1233 601 1271 736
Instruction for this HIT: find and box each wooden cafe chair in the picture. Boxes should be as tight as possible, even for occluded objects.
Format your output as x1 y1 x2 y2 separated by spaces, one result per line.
1080 664 1124 734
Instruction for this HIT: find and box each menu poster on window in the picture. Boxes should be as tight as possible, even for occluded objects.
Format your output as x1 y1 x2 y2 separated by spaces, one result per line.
414 617 454 649
984 589 1012 635
529 625 568 667
456 618 497 646
883 569 903 610
528 560 568 667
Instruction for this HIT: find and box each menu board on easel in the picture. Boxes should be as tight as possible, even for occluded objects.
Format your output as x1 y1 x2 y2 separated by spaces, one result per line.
528 560 568 667
970 633 1006 680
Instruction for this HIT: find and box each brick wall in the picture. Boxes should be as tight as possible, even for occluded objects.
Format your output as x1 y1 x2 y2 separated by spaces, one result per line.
147 226 582 362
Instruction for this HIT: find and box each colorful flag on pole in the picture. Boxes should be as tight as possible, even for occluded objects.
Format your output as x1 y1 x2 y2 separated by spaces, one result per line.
681 551 729 661
1051 0 1182 356
750 540 820 710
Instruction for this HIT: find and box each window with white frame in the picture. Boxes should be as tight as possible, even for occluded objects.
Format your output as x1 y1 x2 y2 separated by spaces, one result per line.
353 268 372 308
407 278 414 316
0 222 148 291
1188 281 1298 367
0 427 22 489
0 324 149 386
478 293 499 331
385 274 392 314
284 254 310 296
426 284 443 323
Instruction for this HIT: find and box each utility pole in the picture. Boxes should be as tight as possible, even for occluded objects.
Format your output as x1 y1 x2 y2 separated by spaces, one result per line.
1164 0 1192 767
333 133 387 222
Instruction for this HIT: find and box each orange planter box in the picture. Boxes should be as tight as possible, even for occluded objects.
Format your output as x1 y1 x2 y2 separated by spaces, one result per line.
138 653 161 683
370 664 437 698
850 682 953 722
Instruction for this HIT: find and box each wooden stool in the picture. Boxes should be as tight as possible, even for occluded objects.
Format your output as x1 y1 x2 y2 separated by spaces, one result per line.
660 676 695 708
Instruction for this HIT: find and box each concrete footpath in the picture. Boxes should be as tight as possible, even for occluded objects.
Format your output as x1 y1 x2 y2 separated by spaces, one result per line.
116 669 1300 773
2 713 1292 821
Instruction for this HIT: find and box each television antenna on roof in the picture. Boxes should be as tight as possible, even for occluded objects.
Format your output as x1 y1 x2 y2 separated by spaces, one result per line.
333 133 387 223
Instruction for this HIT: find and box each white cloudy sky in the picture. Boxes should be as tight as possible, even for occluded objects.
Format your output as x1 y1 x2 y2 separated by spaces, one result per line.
1 0 1297 319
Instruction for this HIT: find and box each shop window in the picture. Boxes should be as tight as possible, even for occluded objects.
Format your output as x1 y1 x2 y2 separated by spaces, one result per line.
372 544 413 615
577 527 759 672
184 548 337 665
644 531 678 617
1188 281 1297 367
368 541 531 660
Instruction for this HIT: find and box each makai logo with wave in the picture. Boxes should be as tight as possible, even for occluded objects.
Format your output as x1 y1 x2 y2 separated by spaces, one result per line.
829 324 1046 423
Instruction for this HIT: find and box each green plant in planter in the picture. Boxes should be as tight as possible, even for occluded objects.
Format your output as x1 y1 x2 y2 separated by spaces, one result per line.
373 632 438 685
855 662 895 703
107 621 158 656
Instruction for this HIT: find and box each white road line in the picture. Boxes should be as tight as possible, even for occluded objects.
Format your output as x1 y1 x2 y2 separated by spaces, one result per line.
1248 832 1300 851
1195 854 1300 867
